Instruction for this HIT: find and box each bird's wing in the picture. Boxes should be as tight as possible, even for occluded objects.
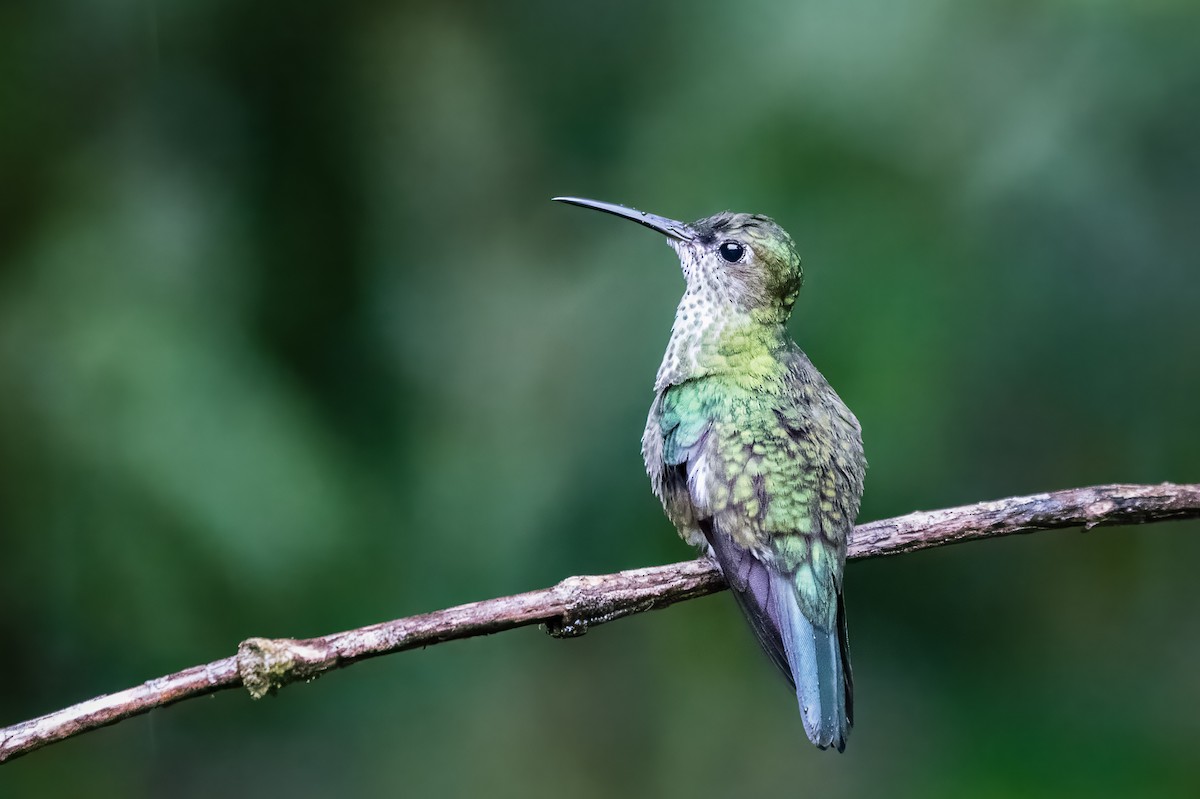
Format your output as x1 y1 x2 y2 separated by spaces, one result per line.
643 382 714 545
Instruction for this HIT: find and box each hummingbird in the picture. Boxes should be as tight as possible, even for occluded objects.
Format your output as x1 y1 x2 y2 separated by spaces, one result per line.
554 197 866 751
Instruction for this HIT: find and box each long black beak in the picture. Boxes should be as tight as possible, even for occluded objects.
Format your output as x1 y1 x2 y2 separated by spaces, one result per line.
552 197 694 242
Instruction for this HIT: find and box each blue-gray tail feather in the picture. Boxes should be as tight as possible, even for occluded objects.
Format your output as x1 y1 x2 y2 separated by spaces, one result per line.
769 570 851 751
703 522 852 752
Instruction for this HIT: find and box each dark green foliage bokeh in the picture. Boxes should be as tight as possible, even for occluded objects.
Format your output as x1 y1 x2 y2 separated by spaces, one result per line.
3 1 1200 795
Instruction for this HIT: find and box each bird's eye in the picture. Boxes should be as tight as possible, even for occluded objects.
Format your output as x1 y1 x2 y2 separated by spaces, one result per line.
718 241 745 263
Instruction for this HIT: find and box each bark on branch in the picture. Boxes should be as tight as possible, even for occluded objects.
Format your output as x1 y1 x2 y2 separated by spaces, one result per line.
3 482 1198 764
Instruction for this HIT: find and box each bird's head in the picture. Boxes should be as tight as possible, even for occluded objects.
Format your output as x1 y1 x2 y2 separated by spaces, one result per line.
554 197 802 323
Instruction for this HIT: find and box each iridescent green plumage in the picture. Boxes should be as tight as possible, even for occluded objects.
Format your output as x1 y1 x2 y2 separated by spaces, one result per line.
555 197 866 752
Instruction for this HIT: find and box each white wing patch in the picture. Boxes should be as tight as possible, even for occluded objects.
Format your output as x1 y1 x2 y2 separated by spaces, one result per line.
687 450 713 516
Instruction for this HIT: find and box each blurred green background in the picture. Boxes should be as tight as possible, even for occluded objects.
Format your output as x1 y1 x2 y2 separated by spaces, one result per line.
3 0 1200 795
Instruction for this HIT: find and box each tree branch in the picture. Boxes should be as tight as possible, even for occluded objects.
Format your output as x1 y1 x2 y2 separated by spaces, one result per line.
4 482 1198 764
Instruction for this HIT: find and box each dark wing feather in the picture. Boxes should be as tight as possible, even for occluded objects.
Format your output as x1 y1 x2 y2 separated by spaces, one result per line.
700 517 794 687
837 588 854 728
